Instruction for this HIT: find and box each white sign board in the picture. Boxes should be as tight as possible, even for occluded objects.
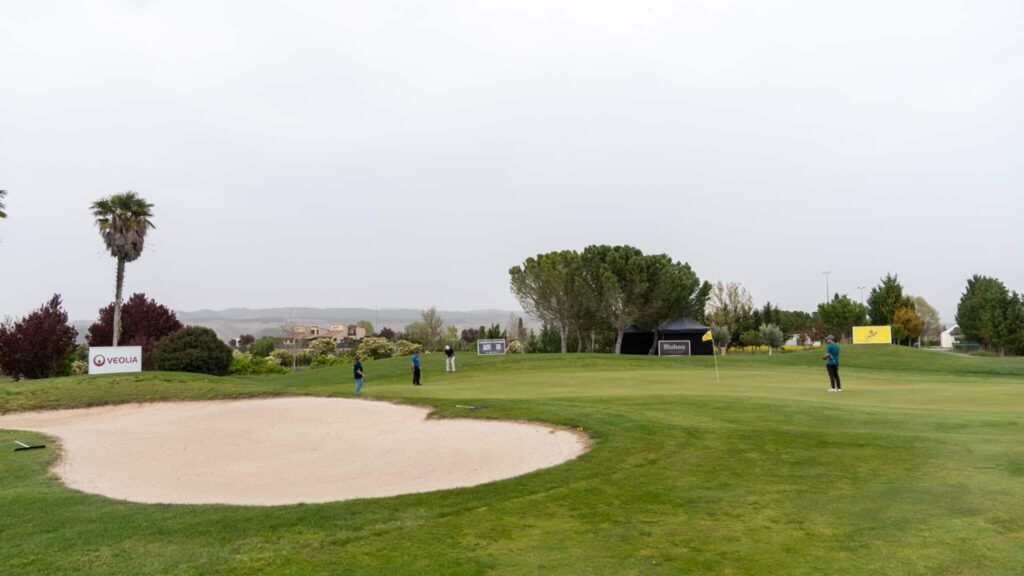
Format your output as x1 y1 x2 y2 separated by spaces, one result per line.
658 340 692 356
89 346 143 374
477 339 507 355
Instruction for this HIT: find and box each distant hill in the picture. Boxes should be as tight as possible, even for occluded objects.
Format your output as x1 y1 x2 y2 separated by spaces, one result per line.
74 307 539 343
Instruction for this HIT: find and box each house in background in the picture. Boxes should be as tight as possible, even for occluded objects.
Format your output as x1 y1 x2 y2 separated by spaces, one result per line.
940 325 960 349
279 324 367 348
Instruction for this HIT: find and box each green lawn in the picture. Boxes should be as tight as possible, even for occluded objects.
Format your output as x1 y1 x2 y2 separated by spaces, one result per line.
2 347 1024 575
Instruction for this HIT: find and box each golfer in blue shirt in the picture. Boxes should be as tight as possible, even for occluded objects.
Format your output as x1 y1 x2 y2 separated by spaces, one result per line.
822 335 841 392
353 355 365 396
411 351 422 386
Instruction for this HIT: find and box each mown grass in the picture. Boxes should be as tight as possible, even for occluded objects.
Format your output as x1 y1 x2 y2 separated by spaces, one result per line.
2 347 1024 575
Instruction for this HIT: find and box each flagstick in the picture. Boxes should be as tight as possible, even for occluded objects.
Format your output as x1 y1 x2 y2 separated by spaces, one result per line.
711 336 720 384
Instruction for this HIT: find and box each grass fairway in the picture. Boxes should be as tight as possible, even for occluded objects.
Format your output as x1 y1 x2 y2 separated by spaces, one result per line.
3 347 1024 575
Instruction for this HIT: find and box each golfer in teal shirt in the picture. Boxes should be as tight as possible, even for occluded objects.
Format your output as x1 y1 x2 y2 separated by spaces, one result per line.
411 351 422 386
823 335 841 392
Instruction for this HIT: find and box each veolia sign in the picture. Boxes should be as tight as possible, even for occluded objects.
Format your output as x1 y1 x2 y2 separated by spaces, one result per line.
88 346 143 374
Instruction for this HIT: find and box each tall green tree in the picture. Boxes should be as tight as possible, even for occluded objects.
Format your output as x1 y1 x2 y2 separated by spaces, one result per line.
510 251 584 353
998 293 1024 356
777 309 813 338
581 245 647 354
0 189 7 218
956 275 1010 351
867 274 913 326
817 295 868 341
638 254 711 329
91 192 155 346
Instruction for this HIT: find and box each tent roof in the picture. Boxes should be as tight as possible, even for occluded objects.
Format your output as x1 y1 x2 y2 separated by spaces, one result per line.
658 316 709 333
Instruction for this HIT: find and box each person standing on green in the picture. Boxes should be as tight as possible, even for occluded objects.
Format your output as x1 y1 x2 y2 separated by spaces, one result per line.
822 335 841 392
353 355 365 396
411 351 422 386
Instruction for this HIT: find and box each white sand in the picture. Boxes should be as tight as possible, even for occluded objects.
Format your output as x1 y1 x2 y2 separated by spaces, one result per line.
0 397 588 506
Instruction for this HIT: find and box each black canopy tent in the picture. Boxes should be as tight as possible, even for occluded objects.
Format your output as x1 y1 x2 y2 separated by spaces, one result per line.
620 325 655 355
619 316 714 355
657 316 714 355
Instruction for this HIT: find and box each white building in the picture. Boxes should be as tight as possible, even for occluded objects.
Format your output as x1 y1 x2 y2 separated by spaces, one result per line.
940 325 959 349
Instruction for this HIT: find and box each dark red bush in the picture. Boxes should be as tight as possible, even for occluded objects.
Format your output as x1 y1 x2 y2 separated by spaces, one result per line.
0 294 78 380
86 293 183 370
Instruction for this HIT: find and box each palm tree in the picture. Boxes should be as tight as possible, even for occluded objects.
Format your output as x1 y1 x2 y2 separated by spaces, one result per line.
91 192 155 346
0 190 7 218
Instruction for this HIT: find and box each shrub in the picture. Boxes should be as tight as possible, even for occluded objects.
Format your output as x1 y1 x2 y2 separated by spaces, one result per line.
70 359 88 375
310 354 354 369
508 340 524 354
249 337 276 358
229 350 288 375
758 323 785 355
710 324 732 354
155 326 232 376
308 339 338 358
393 339 422 356
86 293 183 370
0 294 78 380
357 337 396 360
269 349 294 368
739 330 763 352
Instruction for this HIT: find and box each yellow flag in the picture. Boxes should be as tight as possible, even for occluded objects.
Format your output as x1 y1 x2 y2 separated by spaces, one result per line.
702 330 714 342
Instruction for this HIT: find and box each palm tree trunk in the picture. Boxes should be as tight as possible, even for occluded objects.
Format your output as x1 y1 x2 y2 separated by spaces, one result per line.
113 256 125 347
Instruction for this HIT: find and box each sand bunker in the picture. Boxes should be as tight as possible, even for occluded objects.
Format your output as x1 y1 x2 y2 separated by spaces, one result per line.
0 397 587 506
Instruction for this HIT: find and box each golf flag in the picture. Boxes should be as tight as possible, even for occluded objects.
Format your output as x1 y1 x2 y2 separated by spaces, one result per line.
704 330 720 384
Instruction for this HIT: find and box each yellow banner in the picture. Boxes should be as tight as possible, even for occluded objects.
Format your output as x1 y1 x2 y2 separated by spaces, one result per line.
852 325 892 345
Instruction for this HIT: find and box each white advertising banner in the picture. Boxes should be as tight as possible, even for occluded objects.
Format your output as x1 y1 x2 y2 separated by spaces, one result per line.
88 346 143 374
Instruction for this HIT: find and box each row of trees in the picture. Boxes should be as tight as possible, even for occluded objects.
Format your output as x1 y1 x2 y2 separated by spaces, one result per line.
704 282 814 351
510 245 710 353
0 294 234 379
815 274 941 345
956 275 1024 355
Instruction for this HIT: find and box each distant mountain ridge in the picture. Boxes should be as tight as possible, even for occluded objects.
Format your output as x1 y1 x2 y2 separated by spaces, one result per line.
74 307 538 343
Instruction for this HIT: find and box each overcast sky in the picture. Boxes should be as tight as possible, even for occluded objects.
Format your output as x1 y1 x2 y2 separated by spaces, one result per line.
2 1 1022 325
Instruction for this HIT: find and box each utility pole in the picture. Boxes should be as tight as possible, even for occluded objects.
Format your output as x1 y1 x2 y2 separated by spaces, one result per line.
857 286 866 305
823 271 832 303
